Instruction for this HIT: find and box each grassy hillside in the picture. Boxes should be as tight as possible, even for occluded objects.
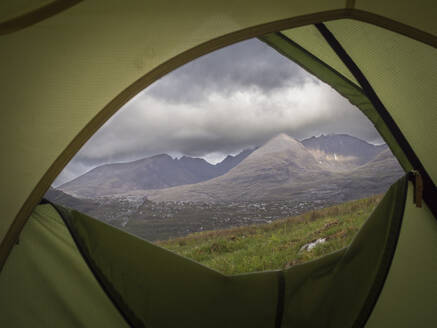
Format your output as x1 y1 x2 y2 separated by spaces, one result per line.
157 194 383 275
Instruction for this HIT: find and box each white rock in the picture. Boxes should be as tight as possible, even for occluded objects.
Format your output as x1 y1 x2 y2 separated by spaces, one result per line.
300 238 326 252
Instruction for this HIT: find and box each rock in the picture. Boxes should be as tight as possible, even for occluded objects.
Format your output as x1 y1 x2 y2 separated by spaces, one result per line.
299 238 326 252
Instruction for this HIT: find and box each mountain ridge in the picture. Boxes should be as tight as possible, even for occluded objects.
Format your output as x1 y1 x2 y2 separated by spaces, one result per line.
58 148 255 198
139 134 401 203
301 133 388 167
57 133 398 201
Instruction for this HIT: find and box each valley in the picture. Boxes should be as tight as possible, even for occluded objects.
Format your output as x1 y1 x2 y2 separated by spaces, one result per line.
125 198 334 241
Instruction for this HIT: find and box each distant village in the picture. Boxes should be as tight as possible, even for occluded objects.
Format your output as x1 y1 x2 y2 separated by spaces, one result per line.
138 198 329 223
94 196 336 241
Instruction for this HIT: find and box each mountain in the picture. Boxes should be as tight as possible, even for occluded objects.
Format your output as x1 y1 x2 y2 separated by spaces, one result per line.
45 187 146 226
213 148 256 176
301 134 388 169
58 150 254 198
343 148 405 194
45 187 100 212
141 134 402 203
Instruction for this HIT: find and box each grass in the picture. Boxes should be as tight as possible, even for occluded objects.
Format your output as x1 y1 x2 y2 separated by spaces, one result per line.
157 194 383 275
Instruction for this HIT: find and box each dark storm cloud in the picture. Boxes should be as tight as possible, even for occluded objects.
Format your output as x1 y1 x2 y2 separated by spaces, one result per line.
145 38 311 103
53 39 383 186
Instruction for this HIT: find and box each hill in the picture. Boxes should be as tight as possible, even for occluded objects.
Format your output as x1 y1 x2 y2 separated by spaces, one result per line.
45 188 99 212
157 194 382 275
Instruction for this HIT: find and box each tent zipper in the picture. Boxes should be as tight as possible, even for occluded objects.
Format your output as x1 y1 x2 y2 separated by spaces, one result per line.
408 170 423 208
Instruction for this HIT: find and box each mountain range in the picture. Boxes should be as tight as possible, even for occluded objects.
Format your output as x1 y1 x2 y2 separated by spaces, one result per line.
138 134 401 203
53 133 403 206
58 148 255 198
46 133 404 239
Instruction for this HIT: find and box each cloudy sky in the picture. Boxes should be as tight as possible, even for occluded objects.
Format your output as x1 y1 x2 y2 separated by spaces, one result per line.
53 38 383 186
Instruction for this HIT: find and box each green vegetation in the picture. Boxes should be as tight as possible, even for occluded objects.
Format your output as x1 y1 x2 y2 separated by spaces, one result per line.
157 195 383 275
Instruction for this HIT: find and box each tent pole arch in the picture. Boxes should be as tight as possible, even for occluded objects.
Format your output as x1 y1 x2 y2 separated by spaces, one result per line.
0 0 82 36
1 8 436 271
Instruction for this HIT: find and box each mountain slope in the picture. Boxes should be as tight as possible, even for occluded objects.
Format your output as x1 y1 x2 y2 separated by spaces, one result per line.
59 150 254 198
213 148 256 176
142 134 327 202
302 134 387 169
142 134 402 203
45 187 100 212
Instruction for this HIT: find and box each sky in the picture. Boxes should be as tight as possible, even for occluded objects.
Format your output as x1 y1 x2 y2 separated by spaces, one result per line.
53 38 383 186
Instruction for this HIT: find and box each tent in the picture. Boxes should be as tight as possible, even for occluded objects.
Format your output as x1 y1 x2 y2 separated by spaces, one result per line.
0 1 436 326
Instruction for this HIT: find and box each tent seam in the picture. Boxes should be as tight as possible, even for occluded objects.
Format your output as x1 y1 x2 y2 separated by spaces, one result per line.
260 32 362 90
48 201 144 328
0 0 82 36
314 22 437 221
346 0 356 9
352 176 408 327
274 270 285 328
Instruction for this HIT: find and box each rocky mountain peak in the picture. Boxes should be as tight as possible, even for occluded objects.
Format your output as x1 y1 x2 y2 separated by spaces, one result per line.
301 134 387 166
250 133 305 156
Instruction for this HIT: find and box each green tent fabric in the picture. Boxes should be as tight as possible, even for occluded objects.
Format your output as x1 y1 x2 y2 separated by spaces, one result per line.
1 176 410 327
1 1 436 326
0 204 128 327
282 175 407 327
366 179 437 327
